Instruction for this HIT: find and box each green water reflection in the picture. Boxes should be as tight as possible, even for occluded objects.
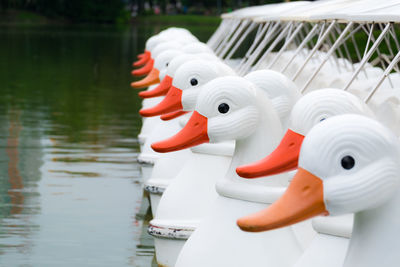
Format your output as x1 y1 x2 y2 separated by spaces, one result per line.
0 23 216 266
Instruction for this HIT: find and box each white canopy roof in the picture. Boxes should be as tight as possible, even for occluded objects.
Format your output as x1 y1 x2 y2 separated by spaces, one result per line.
256 0 358 22
311 0 400 22
346 2 400 22
247 0 400 24
221 1 310 19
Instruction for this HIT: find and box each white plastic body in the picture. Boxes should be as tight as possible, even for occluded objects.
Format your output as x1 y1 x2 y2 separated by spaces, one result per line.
151 143 233 267
153 239 186 267
298 115 400 267
175 195 303 267
138 114 192 182
138 94 163 152
294 215 353 267
145 155 189 217
175 78 309 266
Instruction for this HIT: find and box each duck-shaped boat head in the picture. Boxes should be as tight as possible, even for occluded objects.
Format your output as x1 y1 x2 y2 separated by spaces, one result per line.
134 49 151 67
134 29 198 67
132 41 184 77
139 59 235 117
236 89 374 178
152 75 296 202
131 49 182 89
133 35 161 67
244 70 300 130
151 75 282 152
181 42 213 54
138 53 218 99
237 114 400 267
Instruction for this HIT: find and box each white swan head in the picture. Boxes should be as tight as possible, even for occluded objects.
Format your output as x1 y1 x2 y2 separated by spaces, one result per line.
145 28 195 51
132 41 182 79
236 89 374 178
157 27 198 43
139 59 234 118
151 76 279 152
135 40 215 93
166 53 218 78
145 35 165 52
182 42 213 54
151 41 184 59
237 114 400 232
153 49 183 80
131 49 182 89
134 28 197 68
138 53 217 99
244 70 301 128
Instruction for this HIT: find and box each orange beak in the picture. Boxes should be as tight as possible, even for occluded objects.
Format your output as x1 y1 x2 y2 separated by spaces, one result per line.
161 111 189 121
236 129 304 178
237 167 328 232
132 58 154 76
151 111 209 153
133 51 151 67
139 86 183 117
131 68 161 89
138 75 173 99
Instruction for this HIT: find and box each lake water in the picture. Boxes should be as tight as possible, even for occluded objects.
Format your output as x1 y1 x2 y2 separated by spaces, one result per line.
0 23 216 266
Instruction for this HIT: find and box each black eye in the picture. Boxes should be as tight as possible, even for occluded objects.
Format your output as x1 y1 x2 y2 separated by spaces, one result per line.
166 62 169 67
341 156 355 170
190 78 198 86
320 118 326 122
218 103 230 114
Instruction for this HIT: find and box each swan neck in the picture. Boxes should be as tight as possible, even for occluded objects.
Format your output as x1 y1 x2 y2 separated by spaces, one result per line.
344 191 400 267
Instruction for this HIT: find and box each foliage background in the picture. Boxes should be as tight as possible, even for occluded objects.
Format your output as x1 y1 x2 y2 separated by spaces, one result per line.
0 0 287 23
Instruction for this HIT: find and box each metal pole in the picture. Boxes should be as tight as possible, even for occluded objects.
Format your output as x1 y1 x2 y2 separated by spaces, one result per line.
253 22 293 70
215 19 241 56
343 23 391 91
267 22 304 69
365 48 400 103
281 23 319 73
210 19 234 51
240 21 282 75
292 20 337 82
225 22 257 60
301 22 354 93
236 22 270 72
207 19 227 48
220 20 250 58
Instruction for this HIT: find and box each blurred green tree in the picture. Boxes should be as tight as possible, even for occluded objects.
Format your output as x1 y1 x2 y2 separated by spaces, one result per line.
63 0 125 22
1 0 127 23
0 0 287 21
